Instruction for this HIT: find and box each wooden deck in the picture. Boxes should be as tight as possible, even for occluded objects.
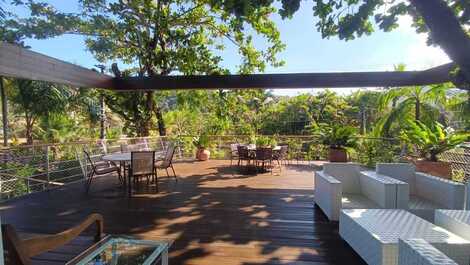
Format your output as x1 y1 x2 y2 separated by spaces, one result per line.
0 160 366 265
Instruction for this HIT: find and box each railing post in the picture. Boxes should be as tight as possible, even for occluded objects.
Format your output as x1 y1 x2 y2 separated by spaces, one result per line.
46 145 50 191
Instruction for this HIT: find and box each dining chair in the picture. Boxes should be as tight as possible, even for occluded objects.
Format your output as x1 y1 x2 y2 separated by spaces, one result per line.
273 145 288 172
129 151 156 197
155 144 177 181
230 143 239 166
237 145 251 166
83 150 122 193
255 147 273 173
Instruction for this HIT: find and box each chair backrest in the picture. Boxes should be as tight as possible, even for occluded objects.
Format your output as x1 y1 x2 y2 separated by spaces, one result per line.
237 145 250 159
230 143 239 152
120 144 129 153
131 151 155 176
279 145 288 158
161 144 176 168
376 163 416 194
83 150 96 171
256 147 273 161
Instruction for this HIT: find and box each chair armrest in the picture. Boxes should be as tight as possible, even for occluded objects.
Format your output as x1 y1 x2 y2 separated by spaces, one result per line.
399 239 458 265
314 171 342 221
415 172 465 209
359 171 409 208
21 213 103 257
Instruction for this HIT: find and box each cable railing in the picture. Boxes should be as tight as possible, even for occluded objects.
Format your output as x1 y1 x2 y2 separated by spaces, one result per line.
0 135 468 201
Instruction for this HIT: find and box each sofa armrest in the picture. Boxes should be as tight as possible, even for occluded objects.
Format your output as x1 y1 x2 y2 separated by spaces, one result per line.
359 171 409 208
314 171 342 221
415 172 465 209
398 239 458 265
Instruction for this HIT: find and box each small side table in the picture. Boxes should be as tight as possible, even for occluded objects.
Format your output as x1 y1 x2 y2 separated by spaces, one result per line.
66 235 170 265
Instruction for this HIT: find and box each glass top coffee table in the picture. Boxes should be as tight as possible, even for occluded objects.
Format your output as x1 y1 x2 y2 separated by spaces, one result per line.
66 235 170 265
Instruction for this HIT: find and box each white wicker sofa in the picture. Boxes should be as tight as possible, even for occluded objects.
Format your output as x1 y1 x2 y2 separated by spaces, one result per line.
314 163 407 221
398 239 464 265
376 163 465 222
339 209 470 265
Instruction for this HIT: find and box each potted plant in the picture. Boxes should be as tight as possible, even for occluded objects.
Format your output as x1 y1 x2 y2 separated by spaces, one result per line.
400 121 468 178
319 125 357 162
255 136 276 148
193 134 211 161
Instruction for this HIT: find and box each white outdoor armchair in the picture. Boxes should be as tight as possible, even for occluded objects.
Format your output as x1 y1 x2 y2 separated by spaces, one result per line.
376 163 465 221
314 163 406 221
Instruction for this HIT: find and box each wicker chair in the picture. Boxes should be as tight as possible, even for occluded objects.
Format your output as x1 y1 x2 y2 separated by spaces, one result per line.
83 150 121 193
255 147 273 173
128 151 156 197
155 144 177 181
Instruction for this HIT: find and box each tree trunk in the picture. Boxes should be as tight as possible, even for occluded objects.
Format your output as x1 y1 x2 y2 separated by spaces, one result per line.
410 0 470 87
25 116 33 145
155 107 166 136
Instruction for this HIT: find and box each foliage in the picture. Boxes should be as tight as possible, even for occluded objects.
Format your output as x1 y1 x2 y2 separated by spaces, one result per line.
7 0 285 136
400 121 469 162
319 124 357 149
377 80 449 137
8 79 71 144
353 137 401 167
254 135 277 147
192 134 210 149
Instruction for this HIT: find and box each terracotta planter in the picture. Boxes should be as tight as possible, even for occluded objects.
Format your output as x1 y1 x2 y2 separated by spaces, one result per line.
328 148 348 162
414 160 451 179
196 148 210 161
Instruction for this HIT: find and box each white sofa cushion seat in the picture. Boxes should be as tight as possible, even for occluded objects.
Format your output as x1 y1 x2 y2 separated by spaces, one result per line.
314 163 408 221
342 193 380 209
398 239 460 265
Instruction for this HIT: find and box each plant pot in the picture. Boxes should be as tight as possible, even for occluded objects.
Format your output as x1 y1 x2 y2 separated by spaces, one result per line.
414 160 452 179
196 148 210 161
329 148 347 162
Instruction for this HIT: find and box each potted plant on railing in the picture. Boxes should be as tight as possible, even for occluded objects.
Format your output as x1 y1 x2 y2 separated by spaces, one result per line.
193 134 211 161
400 121 468 178
319 125 357 162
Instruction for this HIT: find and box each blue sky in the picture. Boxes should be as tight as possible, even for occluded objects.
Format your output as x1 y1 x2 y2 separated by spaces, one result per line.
5 1 450 96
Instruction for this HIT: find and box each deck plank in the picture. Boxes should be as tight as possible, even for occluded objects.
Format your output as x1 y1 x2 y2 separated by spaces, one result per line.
0 160 365 265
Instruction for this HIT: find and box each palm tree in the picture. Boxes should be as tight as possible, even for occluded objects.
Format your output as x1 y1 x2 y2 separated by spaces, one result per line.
376 84 448 137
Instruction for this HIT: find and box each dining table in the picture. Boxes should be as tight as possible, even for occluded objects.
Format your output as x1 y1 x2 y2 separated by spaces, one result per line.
102 151 165 163
102 151 165 191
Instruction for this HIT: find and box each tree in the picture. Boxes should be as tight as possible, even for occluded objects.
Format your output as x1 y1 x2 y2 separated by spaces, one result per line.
207 0 470 89
377 83 448 137
6 0 285 136
9 79 70 144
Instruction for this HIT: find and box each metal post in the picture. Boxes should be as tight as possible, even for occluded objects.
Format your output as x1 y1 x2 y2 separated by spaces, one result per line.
0 77 8 146
100 95 106 139
46 146 50 190
95 64 107 140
